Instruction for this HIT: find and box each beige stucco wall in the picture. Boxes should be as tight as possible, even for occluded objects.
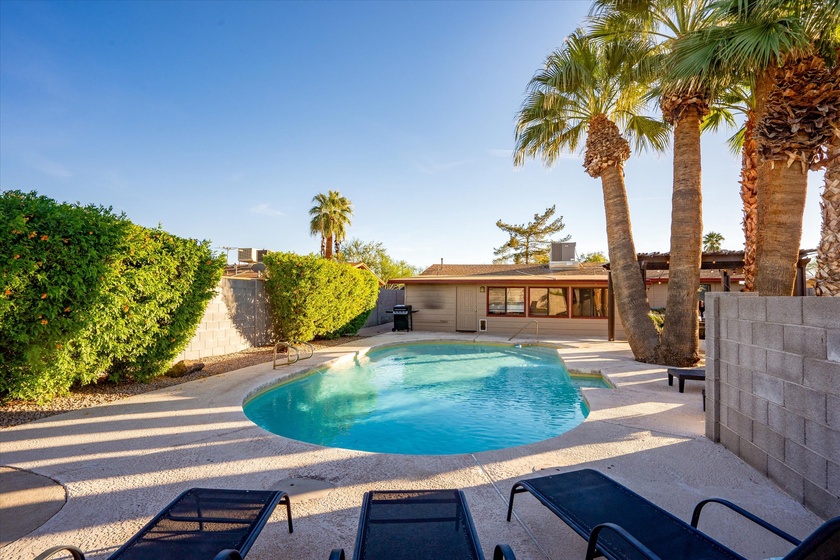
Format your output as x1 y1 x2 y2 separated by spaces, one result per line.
405 284 625 340
406 285 458 331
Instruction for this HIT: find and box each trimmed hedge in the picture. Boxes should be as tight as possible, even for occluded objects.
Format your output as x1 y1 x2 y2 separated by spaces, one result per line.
0 190 225 402
263 252 378 342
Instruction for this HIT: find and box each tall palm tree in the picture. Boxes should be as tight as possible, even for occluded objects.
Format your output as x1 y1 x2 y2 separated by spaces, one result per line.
591 0 718 366
514 31 668 363
670 0 840 296
309 190 353 259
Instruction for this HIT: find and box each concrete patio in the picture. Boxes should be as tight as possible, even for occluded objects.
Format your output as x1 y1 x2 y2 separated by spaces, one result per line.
0 329 826 560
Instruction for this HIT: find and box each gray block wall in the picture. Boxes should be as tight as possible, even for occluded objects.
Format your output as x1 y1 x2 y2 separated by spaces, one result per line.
705 293 840 518
177 280 399 361
175 277 272 361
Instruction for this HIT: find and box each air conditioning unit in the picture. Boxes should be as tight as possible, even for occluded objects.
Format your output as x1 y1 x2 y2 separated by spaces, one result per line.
238 248 258 263
479 319 488 332
549 242 578 270
256 249 269 262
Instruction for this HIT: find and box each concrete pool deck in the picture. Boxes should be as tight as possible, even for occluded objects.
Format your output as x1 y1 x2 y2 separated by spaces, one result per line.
0 330 826 560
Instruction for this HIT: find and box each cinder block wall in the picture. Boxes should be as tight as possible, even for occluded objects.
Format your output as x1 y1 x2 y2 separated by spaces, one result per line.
705 293 840 518
175 277 271 361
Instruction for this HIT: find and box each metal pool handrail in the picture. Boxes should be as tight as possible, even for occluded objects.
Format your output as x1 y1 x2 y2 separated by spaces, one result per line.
509 320 539 341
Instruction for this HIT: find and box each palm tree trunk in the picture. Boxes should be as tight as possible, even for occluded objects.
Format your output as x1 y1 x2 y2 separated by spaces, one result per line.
754 55 838 295
741 111 758 292
816 135 840 296
660 104 703 366
600 166 660 362
754 163 808 295
325 234 334 259
586 114 659 362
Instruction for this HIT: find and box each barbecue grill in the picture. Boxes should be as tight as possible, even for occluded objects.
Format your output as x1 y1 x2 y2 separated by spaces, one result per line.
390 304 418 332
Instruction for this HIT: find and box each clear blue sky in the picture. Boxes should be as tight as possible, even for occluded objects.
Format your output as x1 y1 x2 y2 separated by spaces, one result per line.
1 0 824 269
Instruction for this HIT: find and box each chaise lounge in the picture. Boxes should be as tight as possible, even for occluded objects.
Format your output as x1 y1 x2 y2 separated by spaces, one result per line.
506 468 840 560
34 488 293 560
330 489 516 560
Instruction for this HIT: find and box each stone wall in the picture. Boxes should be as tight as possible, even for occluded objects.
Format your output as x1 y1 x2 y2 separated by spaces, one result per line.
175 277 271 361
176 280 398 361
705 293 840 518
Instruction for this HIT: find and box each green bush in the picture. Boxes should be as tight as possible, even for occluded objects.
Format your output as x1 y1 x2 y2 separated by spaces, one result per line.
0 190 225 402
263 252 379 342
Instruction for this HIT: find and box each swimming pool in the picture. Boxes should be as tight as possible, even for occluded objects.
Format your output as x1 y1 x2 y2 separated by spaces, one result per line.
244 342 609 455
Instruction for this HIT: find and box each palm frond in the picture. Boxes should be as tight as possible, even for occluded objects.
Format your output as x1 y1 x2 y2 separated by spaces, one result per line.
726 127 746 155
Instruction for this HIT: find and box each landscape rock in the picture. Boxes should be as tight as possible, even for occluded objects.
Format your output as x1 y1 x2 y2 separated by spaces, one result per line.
165 360 205 378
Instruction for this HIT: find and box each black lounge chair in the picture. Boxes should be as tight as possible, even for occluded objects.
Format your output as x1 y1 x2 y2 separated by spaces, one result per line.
506 468 840 560
330 489 516 560
35 488 293 560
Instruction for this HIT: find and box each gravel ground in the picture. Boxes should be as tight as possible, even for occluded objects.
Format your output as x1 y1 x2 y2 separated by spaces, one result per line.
0 335 369 429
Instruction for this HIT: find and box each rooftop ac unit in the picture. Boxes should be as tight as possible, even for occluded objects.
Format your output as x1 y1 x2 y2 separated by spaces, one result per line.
549 242 578 270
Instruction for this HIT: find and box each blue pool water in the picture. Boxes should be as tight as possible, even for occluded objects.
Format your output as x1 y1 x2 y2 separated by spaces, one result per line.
244 342 609 455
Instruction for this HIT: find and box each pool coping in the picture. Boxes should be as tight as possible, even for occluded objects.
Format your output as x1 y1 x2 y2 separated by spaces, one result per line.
0 331 825 560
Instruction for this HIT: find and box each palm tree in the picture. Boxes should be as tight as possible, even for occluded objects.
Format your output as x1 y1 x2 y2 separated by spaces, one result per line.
815 131 840 296
514 31 668 363
703 231 725 252
670 0 840 296
591 0 718 366
309 190 353 259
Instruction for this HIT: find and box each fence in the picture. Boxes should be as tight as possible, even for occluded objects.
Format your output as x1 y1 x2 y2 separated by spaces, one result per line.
704 292 840 518
176 279 400 361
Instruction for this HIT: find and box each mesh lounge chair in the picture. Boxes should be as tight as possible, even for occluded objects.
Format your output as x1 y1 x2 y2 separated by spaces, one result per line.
35 488 293 560
329 489 516 560
506 468 840 560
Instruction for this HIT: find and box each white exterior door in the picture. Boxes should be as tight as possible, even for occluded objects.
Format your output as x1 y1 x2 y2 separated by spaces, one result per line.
456 285 478 332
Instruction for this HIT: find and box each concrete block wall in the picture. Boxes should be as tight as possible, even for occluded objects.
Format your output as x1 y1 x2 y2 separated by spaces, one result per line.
176 279 398 362
175 277 271 361
705 293 840 518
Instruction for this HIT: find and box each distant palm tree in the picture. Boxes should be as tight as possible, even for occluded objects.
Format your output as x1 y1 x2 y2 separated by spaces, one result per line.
703 231 724 252
309 190 353 259
514 30 668 363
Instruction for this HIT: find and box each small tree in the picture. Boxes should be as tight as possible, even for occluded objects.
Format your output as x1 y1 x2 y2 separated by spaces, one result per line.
338 238 421 286
579 251 607 263
703 231 724 252
493 205 570 264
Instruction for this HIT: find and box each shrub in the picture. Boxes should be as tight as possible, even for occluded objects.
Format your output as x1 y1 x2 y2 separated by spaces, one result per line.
0 190 225 402
263 252 378 342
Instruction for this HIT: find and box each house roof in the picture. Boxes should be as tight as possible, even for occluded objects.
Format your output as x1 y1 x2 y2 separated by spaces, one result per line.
395 262 609 285
348 262 386 286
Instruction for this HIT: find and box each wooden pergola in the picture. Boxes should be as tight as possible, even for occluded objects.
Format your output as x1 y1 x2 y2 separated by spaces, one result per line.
603 250 814 341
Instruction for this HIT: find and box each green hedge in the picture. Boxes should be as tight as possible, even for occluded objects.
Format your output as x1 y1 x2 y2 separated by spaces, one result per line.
263 252 379 342
0 190 225 402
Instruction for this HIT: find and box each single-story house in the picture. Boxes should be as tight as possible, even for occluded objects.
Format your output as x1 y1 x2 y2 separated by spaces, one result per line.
393 248 814 341
394 261 625 340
